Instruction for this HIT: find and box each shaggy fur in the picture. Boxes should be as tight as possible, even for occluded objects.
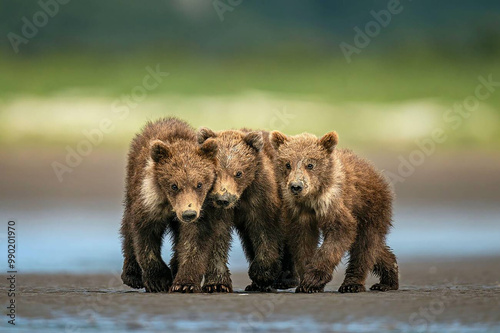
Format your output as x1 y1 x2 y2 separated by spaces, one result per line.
198 128 297 291
120 118 233 293
270 131 399 293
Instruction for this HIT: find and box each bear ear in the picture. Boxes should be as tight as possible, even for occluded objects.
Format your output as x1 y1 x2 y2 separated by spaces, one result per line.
270 131 288 151
198 138 218 160
318 131 339 154
197 127 217 144
243 131 264 152
150 140 171 163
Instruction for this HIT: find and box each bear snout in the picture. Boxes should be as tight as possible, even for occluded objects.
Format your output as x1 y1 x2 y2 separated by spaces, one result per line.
214 193 238 208
181 210 198 222
290 181 304 195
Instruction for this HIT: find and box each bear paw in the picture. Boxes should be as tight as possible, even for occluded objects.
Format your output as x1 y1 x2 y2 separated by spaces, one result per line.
143 275 172 293
295 284 325 293
245 282 276 293
297 269 331 293
248 260 280 288
170 282 201 293
202 283 233 293
370 283 397 292
338 283 366 293
121 272 144 289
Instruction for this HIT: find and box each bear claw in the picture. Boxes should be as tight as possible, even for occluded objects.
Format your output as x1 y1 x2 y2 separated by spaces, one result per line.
203 284 233 293
170 283 201 293
338 283 366 293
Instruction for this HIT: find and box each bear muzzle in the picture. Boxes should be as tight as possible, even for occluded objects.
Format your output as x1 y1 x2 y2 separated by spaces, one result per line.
214 192 238 208
180 210 198 223
289 181 305 195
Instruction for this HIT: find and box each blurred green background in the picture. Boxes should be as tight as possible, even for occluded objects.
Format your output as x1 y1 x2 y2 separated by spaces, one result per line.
1 0 500 151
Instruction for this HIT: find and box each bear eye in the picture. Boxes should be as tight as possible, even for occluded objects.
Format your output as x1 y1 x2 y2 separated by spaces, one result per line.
235 171 243 178
171 184 179 191
197 182 203 189
307 164 314 170
285 163 291 170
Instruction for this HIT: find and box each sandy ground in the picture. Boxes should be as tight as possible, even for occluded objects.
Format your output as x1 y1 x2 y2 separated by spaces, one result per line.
1 257 499 332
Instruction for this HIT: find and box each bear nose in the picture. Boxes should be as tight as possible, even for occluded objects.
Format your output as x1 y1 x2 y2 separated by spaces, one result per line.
216 199 230 207
290 181 304 194
181 210 197 222
215 193 236 208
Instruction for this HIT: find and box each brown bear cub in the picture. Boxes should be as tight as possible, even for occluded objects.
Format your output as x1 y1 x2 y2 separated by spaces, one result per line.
120 118 233 293
270 131 399 293
198 128 298 291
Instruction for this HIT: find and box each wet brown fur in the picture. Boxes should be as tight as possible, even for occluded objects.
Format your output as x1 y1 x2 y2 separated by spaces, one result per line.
270 131 399 293
120 118 233 293
198 128 297 291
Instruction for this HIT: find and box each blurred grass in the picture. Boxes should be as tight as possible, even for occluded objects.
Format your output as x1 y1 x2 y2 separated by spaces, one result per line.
2 52 500 103
1 52 499 150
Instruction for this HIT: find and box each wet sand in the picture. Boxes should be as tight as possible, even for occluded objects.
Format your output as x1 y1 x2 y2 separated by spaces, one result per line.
2 257 500 332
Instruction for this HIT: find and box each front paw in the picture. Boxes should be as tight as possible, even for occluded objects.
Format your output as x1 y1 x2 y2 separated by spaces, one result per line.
245 282 276 293
339 283 366 293
121 260 144 289
203 283 233 293
296 269 332 293
121 271 144 289
170 281 201 293
142 266 173 293
143 275 172 293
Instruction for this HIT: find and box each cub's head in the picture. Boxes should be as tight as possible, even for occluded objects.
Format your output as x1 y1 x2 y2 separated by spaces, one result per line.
145 138 218 223
270 131 339 201
197 128 264 209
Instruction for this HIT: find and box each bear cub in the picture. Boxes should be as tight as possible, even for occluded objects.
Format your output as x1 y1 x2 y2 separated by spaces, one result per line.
120 118 232 293
270 131 399 293
198 128 297 291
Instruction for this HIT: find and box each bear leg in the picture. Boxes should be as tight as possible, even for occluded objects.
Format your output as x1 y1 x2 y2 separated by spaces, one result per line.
273 244 299 290
370 245 399 291
120 213 144 289
133 222 172 293
121 257 143 289
203 220 233 293
338 230 379 294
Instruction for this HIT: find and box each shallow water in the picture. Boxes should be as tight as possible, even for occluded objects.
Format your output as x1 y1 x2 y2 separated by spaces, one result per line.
1 203 499 273
10 315 500 333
